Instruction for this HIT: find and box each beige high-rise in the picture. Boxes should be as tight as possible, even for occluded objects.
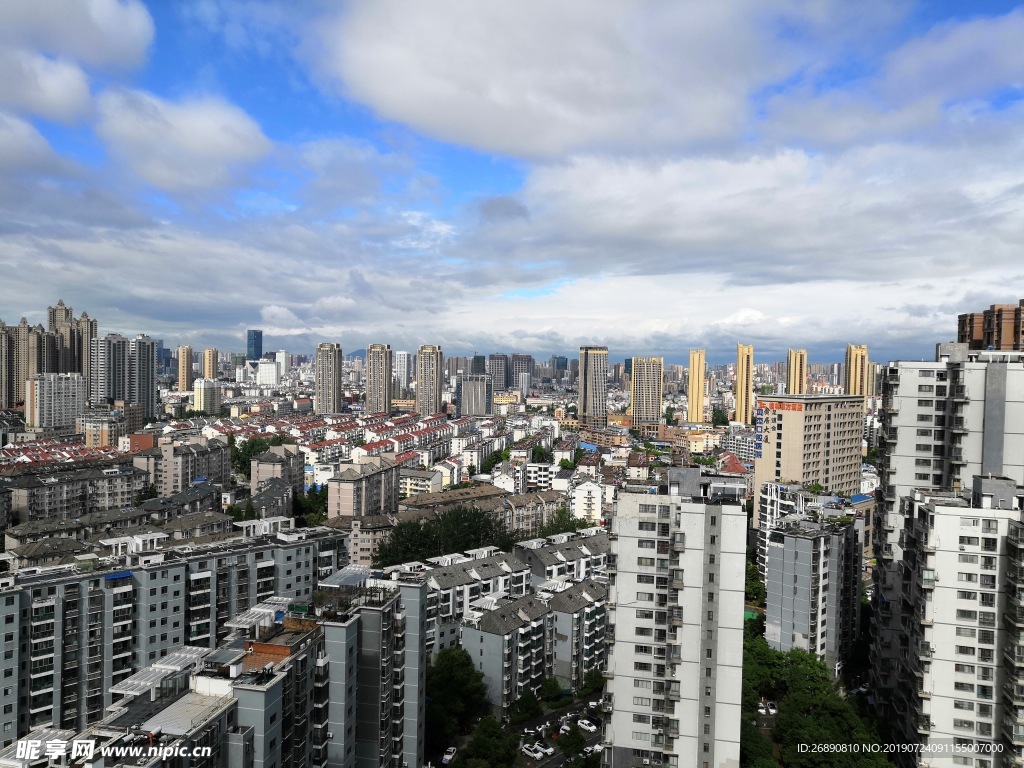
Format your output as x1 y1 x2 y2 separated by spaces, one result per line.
366 343 393 415
687 349 706 423
579 346 609 430
735 343 754 425
415 344 444 416
844 344 869 397
786 348 807 395
177 345 194 392
629 356 663 427
315 342 343 415
202 348 218 380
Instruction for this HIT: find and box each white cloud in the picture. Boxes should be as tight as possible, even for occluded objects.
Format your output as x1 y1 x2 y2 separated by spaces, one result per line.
0 0 153 69
96 89 271 192
0 112 60 170
0 48 90 122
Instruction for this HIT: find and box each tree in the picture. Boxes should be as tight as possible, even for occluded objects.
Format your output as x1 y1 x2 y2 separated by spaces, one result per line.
372 506 522 567
558 458 574 470
664 406 676 425
531 445 552 463
468 464 477 476
459 717 518 768
509 690 542 725
132 484 158 506
557 723 586 756
577 668 605 698
424 648 488 754
711 407 729 426
539 677 563 701
231 436 269 480
539 508 590 538
745 561 766 607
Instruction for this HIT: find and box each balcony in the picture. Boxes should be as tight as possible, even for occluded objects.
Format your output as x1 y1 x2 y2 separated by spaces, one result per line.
952 386 969 402
947 446 966 464
950 416 968 433
880 546 894 561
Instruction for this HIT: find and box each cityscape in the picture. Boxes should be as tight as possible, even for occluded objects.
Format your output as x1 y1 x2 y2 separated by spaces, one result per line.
3 4 1024 768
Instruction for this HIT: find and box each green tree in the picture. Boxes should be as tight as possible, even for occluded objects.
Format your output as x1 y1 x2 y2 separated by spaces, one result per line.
745 561 766 607
539 508 590 537
132 484 159 506
577 668 605 698
539 677 562 701
664 406 676 424
231 436 269 480
558 458 574 470
557 723 586 756
459 717 518 768
372 506 521 567
424 648 488 754
509 690 542 725
530 445 552 463
711 407 729 426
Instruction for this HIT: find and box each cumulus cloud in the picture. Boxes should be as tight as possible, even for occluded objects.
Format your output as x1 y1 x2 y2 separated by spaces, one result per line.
96 89 271 192
0 49 91 122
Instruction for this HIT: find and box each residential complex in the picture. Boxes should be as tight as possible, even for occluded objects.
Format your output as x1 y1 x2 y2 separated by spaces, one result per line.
24 373 87 432
735 343 754 425
687 349 706 423
579 345 609 430
177 345 194 393
844 343 870 398
415 344 444 416
366 343 393 415
201 347 218 379
456 373 494 417
314 342 343 415
630 356 664 436
958 299 1024 351
787 348 807 395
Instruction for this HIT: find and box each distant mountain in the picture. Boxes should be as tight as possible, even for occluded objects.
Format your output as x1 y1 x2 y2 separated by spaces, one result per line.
348 348 366 359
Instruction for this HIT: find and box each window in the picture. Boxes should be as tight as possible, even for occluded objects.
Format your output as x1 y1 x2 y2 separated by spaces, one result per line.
636 575 655 584
635 627 653 637
956 610 977 621
634 662 652 672
637 557 655 567
955 627 976 638
638 540 656 549
955 646 976 656
633 697 652 706
635 609 654 620
958 573 978 583
635 645 653 655
958 554 979 564
634 679 652 689
959 536 979 546
707 592 715 602
954 664 974 674
953 701 975 711
636 592 653 602
954 682 974 692
633 714 651 724
956 591 977 600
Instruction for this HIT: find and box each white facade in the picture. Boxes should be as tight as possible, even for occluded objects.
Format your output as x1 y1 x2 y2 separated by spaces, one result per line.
604 471 745 768
24 372 86 429
193 378 221 416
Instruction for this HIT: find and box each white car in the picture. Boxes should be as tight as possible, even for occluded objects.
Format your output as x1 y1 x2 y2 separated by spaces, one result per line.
577 719 598 733
533 742 554 756
521 744 545 761
767 701 778 716
583 746 599 756
559 723 572 735
757 701 767 715
442 747 457 765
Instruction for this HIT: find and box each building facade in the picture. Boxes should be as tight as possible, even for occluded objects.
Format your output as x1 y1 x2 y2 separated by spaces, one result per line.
315 343 343 416
415 345 444 416
24 373 87 431
201 347 218 379
246 329 263 360
845 343 869 399
456 374 494 417
579 346 609 431
687 349 706 424
366 343 393 416
630 356 664 433
177 345 194 393
787 348 807 395
735 344 754 425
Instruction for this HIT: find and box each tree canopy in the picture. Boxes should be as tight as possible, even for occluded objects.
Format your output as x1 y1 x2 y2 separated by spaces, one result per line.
424 648 488 755
539 508 592 538
372 506 521 567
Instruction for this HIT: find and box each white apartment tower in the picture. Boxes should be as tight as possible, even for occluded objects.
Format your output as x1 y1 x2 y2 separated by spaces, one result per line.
604 469 745 768
24 372 87 430
415 344 444 416
314 342 343 415
366 342 393 415
193 378 221 416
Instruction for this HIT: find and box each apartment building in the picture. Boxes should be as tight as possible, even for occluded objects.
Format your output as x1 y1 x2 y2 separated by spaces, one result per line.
752 394 863 497
314 343 343 416
250 443 305 495
515 532 611 588
133 438 231 497
630 357 664 437
326 456 401 519
456 374 493 417
548 581 609 690
764 518 860 676
604 470 745 768
75 412 128 447
957 299 1024 351
735 344 754 425
579 346 609 430
192 378 221 416
415 345 444 417
0 526 345 742
687 350 706 424
872 476 1022 765
24 373 86 431
0 464 149 522
366 343 393 416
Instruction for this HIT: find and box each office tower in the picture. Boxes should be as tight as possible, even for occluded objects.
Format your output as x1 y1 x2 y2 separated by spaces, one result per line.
415 344 444 416
752 394 863 497
511 353 534 388
255 359 279 387
578 345 608 430
24 372 87 430
366 342 393 415
393 350 412 394
246 328 263 360
605 470 745 768
193 378 221 415
455 374 493 417
735 343 754 425
274 349 288 379
957 298 1024 350
844 343 869 397
177 345 195 392
686 349 706 423
786 348 807 395
630 356 664 432
488 353 510 391
470 354 487 375
764 516 860 675
314 342 343 415
871 476 1019 757
202 347 218 379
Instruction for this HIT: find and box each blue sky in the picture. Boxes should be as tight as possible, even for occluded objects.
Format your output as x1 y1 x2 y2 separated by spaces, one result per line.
2 1 1024 366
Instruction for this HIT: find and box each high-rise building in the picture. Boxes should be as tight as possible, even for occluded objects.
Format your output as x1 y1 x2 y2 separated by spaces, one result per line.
629 356 663 431
456 374 494 417
686 349 706 423
366 342 393 415
469 354 487 375
24 372 87 430
128 334 158 419
89 333 128 406
786 348 807 395
957 298 1024 350
202 347 218 379
488 353 510 391
604 470 745 768
275 349 288 379
752 394 863 497
578 345 608 430
193 378 221 416
394 350 413 394
415 344 444 416
246 328 263 360
314 342 343 415
844 343 869 398
764 516 860 675
735 343 754 424
177 345 195 392
511 354 534 388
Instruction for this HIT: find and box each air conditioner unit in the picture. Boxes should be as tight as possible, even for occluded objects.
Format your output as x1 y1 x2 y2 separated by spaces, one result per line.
326 732 334 739
959 546 965 551
643 761 651 766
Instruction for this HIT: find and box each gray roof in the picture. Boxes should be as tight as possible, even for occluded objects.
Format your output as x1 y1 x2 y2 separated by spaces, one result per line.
428 552 531 590
476 593 550 635
546 581 608 614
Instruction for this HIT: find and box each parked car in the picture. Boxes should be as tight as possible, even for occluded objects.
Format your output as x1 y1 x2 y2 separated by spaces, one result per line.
757 701 767 715
767 701 778 716
533 742 555 756
523 726 539 738
559 723 572 735
522 744 545 761
577 719 598 733
442 747 457 765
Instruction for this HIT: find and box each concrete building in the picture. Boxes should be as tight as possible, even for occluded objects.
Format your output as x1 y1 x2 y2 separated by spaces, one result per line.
630 356 664 436
24 372 86 431
0 465 149 522
193 378 221 416
246 329 263 360
75 411 128 447
735 343 754 425
764 518 860 676
752 394 864 497
200 347 217 379
250 443 305 495
845 343 869 399
415 345 444 416
957 298 1024 351
133 438 231 497
89 333 158 418
327 456 401 520
177 345 194 393
548 581 609 690
579 346 609 430
687 349 706 424
456 374 493 417
787 348 807 395
314 342 343 415
393 350 412 394
604 470 745 768
366 343 393 415
488 353 510 391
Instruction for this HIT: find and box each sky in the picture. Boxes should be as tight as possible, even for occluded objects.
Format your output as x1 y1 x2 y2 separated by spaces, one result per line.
2 0 1024 366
